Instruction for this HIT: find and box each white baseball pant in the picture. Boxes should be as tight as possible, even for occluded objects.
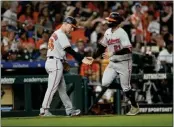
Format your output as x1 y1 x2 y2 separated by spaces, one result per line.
102 59 132 92
41 58 73 115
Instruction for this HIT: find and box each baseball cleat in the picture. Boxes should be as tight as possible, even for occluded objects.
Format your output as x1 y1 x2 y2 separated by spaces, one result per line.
39 111 55 117
126 104 140 116
68 109 81 116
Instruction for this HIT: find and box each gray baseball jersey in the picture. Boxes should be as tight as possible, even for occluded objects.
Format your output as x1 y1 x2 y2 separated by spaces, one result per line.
41 29 74 115
100 27 132 92
47 29 71 59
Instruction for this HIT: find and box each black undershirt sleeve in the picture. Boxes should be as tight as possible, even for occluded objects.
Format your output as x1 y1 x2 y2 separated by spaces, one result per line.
93 44 106 59
64 47 84 63
113 48 131 55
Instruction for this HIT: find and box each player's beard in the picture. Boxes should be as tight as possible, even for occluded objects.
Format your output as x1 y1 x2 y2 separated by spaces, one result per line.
66 30 71 34
108 22 119 28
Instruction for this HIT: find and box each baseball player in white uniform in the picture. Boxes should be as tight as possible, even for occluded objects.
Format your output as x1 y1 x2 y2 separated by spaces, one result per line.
90 12 139 115
40 16 91 116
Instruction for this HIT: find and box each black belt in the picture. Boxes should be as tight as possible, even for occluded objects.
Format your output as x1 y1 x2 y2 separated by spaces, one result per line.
48 56 55 59
48 56 64 62
110 59 131 63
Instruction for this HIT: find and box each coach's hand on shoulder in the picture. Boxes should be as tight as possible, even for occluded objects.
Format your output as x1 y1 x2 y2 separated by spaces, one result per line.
82 57 94 65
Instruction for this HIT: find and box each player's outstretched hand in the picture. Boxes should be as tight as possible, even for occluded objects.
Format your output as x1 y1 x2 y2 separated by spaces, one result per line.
102 52 113 59
82 57 94 65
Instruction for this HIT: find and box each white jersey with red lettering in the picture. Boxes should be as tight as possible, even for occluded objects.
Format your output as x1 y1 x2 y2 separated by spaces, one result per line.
100 27 132 61
47 29 71 59
100 27 132 92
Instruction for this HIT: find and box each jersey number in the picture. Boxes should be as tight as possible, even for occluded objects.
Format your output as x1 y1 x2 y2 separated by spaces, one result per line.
114 45 121 52
48 33 58 51
48 39 54 51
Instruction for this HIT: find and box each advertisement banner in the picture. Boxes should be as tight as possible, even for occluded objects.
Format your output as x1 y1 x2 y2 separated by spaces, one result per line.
139 104 173 113
1 77 16 84
1 61 45 68
143 74 167 80
1 60 77 68
1 76 48 84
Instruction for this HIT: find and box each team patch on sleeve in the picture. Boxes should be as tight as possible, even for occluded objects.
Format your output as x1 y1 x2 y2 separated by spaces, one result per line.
52 33 58 41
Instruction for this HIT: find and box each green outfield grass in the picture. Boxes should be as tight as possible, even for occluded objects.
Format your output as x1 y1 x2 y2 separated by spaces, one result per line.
1 114 173 126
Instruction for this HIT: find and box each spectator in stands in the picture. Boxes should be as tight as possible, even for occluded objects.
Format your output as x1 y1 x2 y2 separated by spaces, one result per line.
122 1 131 16
150 29 165 49
75 39 85 56
160 2 173 34
87 1 100 13
1 1 10 17
80 46 100 83
70 27 88 45
130 3 145 51
18 48 35 61
156 33 173 73
147 11 160 41
47 1 63 18
161 25 169 37
37 43 47 61
64 5 76 18
147 11 164 50
149 25 168 50
18 3 35 37
17 28 35 52
6 50 19 61
148 2 160 20
32 1 49 25
38 6 53 30
36 6 53 38
36 29 50 49
2 30 19 53
1 21 8 37
2 1 18 29
73 1 92 18
52 12 63 30
91 9 109 26
90 21 102 49
77 11 98 28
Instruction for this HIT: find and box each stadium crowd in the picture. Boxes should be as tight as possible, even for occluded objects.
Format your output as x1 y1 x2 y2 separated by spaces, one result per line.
1 1 173 106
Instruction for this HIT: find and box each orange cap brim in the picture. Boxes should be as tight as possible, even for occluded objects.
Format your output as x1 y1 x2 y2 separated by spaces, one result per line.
105 17 117 22
70 24 77 28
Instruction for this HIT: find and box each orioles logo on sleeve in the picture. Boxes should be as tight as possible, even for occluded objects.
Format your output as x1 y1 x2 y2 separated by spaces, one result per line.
48 38 54 51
